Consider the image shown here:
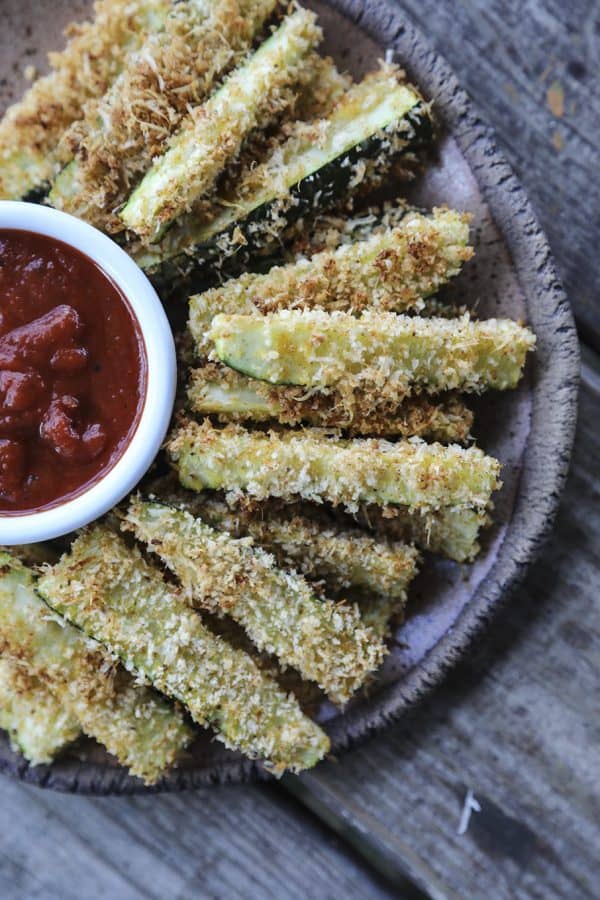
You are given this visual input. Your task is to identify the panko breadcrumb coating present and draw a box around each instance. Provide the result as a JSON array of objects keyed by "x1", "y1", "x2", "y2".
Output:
[
  {"x1": 168, "y1": 420, "x2": 502, "y2": 513},
  {"x1": 51, "y1": 0, "x2": 281, "y2": 232},
  {"x1": 208, "y1": 310, "x2": 536, "y2": 395},
  {"x1": 121, "y1": 9, "x2": 322, "y2": 241},
  {"x1": 124, "y1": 498, "x2": 386, "y2": 705},
  {"x1": 0, "y1": 552, "x2": 193, "y2": 784},
  {"x1": 0, "y1": 0, "x2": 168, "y2": 199},
  {"x1": 187, "y1": 363, "x2": 473, "y2": 440},
  {"x1": 133, "y1": 64, "x2": 429, "y2": 274},
  {"x1": 164, "y1": 490, "x2": 420, "y2": 604},
  {"x1": 39, "y1": 529, "x2": 330, "y2": 774},
  {"x1": 0, "y1": 656, "x2": 80, "y2": 766},
  {"x1": 189, "y1": 208, "x2": 472, "y2": 329}
]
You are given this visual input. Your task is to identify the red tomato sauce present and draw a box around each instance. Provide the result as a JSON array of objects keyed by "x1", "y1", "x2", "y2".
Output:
[{"x1": 0, "y1": 229, "x2": 147, "y2": 514}]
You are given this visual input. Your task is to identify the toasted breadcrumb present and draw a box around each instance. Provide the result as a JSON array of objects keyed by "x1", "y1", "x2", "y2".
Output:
[
  {"x1": 124, "y1": 498, "x2": 386, "y2": 705},
  {"x1": 52, "y1": 0, "x2": 281, "y2": 231},
  {"x1": 189, "y1": 208, "x2": 472, "y2": 328},
  {"x1": 0, "y1": 656, "x2": 80, "y2": 765},
  {"x1": 168, "y1": 419, "x2": 501, "y2": 513},
  {"x1": 0, "y1": 0, "x2": 168, "y2": 199},
  {"x1": 188, "y1": 363, "x2": 473, "y2": 441},
  {"x1": 0, "y1": 553, "x2": 193, "y2": 784},
  {"x1": 121, "y1": 9, "x2": 322, "y2": 240},
  {"x1": 208, "y1": 310, "x2": 536, "y2": 395},
  {"x1": 161, "y1": 490, "x2": 420, "y2": 603},
  {"x1": 39, "y1": 529, "x2": 330, "y2": 774},
  {"x1": 132, "y1": 63, "x2": 429, "y2": 275}
]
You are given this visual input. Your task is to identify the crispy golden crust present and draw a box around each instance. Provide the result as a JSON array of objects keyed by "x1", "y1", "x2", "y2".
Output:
[
  {"x1": 168, "y1": 419, "x2": 502, "y2": 513},
  {"x1": 0, "y1": 656, "x2": 80, "y2": 765},
  {"x1": 53, "y1": 0, "x2": 281, "y2": 231},
  {"x1": 208, "y1": 310, "x2": 536, "y2": 396},
  {"x1": 0, "y1": 553, "x2": 193, "y2": 784},
  {"x1": 160, "y1": 489, "x2": 420, "y2": 602},
  {"x1": 39, "y1": 529, "x2": 330, "y2": 774},
  {"x1": 188, "y1": 363, "x2": 473, "y2": 441},
  {"x1": 134, "y1": 64, "x2": 427, "y2": 272},
  {"x1": 189, "y1": 208, "x2": 472, "y2": 325},
  {"x1": 124, "y1": 498, "x2": 386, "y2": 705},
  {"x1": 120, "y1": 9, "x2": 322, "y2": 241},
  {"x1": 0, "y1": 0, "x2": 167, "y2": 199}
]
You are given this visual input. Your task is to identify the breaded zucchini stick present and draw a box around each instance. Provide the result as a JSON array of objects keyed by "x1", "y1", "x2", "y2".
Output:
[
  {"x1": 0, "y1": 553, "x2": 193, "y2": 784},
  {"x1": 187, "y1": 363, "x2": 473, "y2": 441},
  {"x1": 355, "y1": 504, "x2": 490, "y2": 563},
  {"x1": 124, "y1": 498, "x2": 385, "y2": 705},
  {"x1": 121, "y1": 9, "x2": 322, "y2": 241},
  {"x1": 0, "y1": 656, "x2": 80, "y2": 766},
  {"x1": 0, "y1": 0, "x2": 168, "y2": 200},
  {"x1": 134, "y1": 65, "x2": 431, "y2": 276},
  {"x1": 168, "y1": 420, "x2": 501, "y2": 513},
  {"x1": 51, "y1": 0, "x2": 281, "y2": 232},
  {"x1": 208, "y1": 310, "x2": 536, "y2": 394},
  {"x1": 38, "y1": 529, "x2": 329, "y2": 774},
  {"x1": 189, "y1": 209, "x2": 472, "y2": 329},
  {"x1": 172, "y1": 491, "x2": 420, "y2": 604}
]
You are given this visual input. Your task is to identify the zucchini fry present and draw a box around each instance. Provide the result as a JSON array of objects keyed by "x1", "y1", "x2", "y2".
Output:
[
  {"x1": 356, "y1": 504, "x2": 490, "y2": 563},
  {"x1": 51, "y1": 0, "x2": 281, "y2": 232},
  {"x1": 0, "y1": 553, "x2": 193, "y2": 784},
  {"x1": 171, "y1": 491, "x2": 420, "y2": 604},
  {"x1": 0, "y1": 0, "x2": 169, "y2": 200},
  {"x1": 0, "y1": 657, "x2": 80, "y2": 766},
  {"x1": 134, "y1": 64, "x2": 431, "y2": 276},
  {"x1": 189, "y1": 208, "x2": 472, "y2": 326},
  {"x1": 120, "y1": 9, "x2": 322, "y2": 241},
  {"x1": 124, "y1": 498, "x2": 385, "y2": 705},
  {"x1": 208, "y1": 310, "x2": 536, "y2": 394},
  {"x1": 168, "y1": 420, "x2": 501, "y2": 513},
  {"x1": 38, "y1": 529, "x2": 330, "y2": 774},
  {"x1": 188, "y1": 364, "x2": 473, "y2": 441}
]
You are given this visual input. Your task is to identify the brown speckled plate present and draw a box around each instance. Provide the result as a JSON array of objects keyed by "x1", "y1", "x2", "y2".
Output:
[{"x1": 0, "y1": 0, "x2": 579, "y2": 793}]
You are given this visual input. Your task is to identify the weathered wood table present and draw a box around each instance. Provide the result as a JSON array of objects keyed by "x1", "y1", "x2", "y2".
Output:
[{"x1": 0, "y1": 1, "x2": 598, "y2": 897}]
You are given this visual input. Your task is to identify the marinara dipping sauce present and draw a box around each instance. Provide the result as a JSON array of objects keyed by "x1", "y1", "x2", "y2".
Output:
[{"x1": 0, "y1": 230, "x2": 147, "y2": 514}]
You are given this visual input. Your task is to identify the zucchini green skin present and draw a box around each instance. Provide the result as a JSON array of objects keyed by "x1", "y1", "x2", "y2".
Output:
[
  {"x1": 134, "y1": 69, "x2": 432, "y2": 281},
  {"x1": 38, "y1": 528, "x2": 329, "y2": 774},
  {"x1": 124, "y1": 498, "x2": 385, "y2": 705},
  {"x1": 208, "y1": 310, "x2": 536, "y2": 394},
  {"x1": 0, "y1": 0, "x2": 170, "y2": 201},
  {"x1": 50, "y1": 0, "x2": 281, "y2": 231},
  {"x1": 187, "y1": 363, "x2": 474, "y2": 441},
  {"x1": 168, "y1": 420, "x2": 502, "y2": 513},
  {"x1": 188, "y1": 208, "x2": 472, "y2": 332},
  {"x1": 120, "y1": 9, "x2": 321, "y2": 241},
  {"x1": 0, "y1": 657, "x2": 80, "y2": 766},
  {"x1": 0, "y1": 553, "x2": 193, "y2": 784}
]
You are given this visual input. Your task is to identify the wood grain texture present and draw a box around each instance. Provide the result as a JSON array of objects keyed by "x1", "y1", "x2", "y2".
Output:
[
  {"x1": 288, "y1": 364, "x2": 600, "y2": 899},
  {"x1": 0, "y1": 776, "x2": 396, "y2": 899},
  {"x1": 0, "y1": 0, "x2": 579, "y2": 794},
  {"x1": 395, "y1": 0, "x2": 600, "y2": 348}
]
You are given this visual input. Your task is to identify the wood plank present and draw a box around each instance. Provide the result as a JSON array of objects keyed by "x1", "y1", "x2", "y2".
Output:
[
  {"x1": 285, "y1": 360, "x2": 600, "y2": 898},
  {"x1": 394, "y1": 0, "x2": 600, "y2": 348},
  {"x1": 0, "y1": 776, "x2": 396, "y2": 900}
]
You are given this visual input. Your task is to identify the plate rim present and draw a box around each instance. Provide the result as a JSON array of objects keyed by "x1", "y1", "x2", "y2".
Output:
[{"x1": 0, "y1": 0, "x2": 579, "y2": 794}]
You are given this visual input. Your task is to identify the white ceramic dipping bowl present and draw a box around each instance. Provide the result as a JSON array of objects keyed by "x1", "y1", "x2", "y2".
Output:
[{"x1": 0, "y1": 201, "x2": 176, "y2": 545}]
